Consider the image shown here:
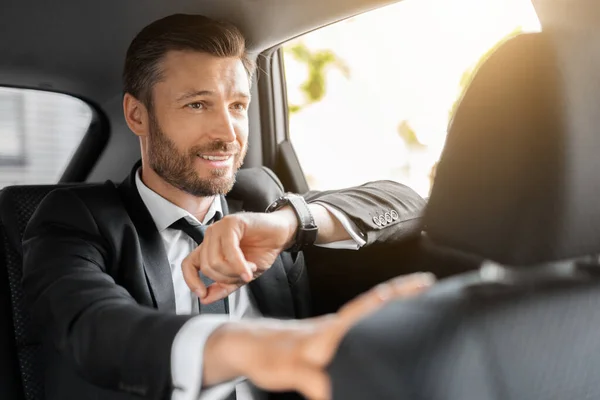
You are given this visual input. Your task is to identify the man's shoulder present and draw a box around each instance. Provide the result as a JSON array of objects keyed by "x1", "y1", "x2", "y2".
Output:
[
  {"x1": 59, "y1": 180, "x2": 120, "y2": 198},
  {"x1": 44, "y1": 180, "x2": 122, "y2": 209},
  {"x1": 19, "y1": 180, "x2": 128, "y2": 244},
  {"x1": 28, "y1": 180, "x2": 129, "y2": 228}
]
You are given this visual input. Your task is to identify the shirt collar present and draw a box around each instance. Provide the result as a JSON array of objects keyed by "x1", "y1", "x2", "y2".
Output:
[{"x1": 135, "y1": 168, "x2": 222, "y2": 232}]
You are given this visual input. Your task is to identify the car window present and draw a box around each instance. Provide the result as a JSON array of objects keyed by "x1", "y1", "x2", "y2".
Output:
[
  {"x1": 0, "y1": 87, "x2": 93, "y2": 189},
  {"x1": 282, "y1": 0, "x2": 541, "y2": 197}
]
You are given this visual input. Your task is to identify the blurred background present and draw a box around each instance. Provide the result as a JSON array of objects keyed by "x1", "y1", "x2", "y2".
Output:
[
  {"x1": 0, "y1": 89, "x2": 91, "y2": 188},
  {"x1": 283, "y1": 0, "x2": 541, "y2": 197}
]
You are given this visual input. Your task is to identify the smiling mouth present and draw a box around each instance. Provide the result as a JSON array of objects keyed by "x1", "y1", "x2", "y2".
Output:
[{"x1": 197, "y1": 154, "x2": 233, "y2": 161}]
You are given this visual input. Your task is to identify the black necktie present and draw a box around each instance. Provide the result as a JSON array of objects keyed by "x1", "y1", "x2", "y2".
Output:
[
  {"x1": 170, "y1": 213, "x2": 237, "y2": 399},
  {"x1": 169, "y1": 212, "x2": 229, "y2": 315}
]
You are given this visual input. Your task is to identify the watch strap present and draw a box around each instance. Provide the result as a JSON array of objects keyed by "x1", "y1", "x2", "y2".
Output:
[{"x1": 266, "y1": 194, "x2": 318, "y2": 252}]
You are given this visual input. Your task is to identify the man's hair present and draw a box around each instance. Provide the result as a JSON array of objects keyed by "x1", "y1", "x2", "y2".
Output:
[{"x1": 123, "y1": 14, "x2": 255, "y2": 108}]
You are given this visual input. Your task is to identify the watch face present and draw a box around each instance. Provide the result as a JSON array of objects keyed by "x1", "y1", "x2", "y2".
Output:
[{"x1": 266, "y1": 196, "x2": 288, "y2": 213}]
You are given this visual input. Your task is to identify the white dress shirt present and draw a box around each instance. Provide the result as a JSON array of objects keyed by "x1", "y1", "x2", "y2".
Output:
[{"x1": 135, "y1": 170, "x2": 365, "y2": 400}]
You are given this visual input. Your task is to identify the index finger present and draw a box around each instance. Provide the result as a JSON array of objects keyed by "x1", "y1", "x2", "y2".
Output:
[
  {"x1": 339, "y1": 272, "x2": 436, "y2": 322},
  {"x1": 220, "y1": 230, "x2": 254, "y2": 282},
  {"x1": 181, "y1": 246, "x2": 208, "y2": 298},
  {"x1": 201, "y1": 282, "x2": 241, "y2": 304}
]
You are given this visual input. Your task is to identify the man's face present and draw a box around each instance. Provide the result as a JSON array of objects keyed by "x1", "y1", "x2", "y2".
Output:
[{"x1": 146, "y1": 51, "x2": 250, "y2": 197}]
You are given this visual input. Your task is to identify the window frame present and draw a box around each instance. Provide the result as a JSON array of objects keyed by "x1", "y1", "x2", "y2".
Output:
[
  {"x1": 0, "y1": 85, "x2": 110, "y2": 185},
  {"x1": 256, "y1": 46, "x2": 310, "y2": 193},
  {"x1": 59, "y1": 96, "x2": 110, "y2": 183}
]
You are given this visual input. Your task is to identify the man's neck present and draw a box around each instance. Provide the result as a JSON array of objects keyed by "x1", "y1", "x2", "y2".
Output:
[{"x1": 140, "y1": 163, "x2": 215, "y2": 222}]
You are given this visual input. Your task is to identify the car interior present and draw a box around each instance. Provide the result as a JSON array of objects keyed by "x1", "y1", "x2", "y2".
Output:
[{"x1": 1, "y1": 0, "x2": 596, "y2": 399}]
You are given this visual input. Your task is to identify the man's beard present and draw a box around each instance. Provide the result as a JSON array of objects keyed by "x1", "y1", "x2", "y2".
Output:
[{"x1": 147, "y1": 113, "x2": 246, "y2": 197}]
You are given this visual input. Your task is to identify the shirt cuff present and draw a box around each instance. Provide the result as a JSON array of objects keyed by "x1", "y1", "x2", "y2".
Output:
[
  {"x1": 171, "y1": 315, "x2": 238, "y2": 400},
  {"x1": 312, "y1": 202, "x2": 366, "y2": 250}
]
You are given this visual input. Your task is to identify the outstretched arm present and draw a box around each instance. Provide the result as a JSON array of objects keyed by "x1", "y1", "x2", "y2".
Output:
[{"x1": 200, "y1": 272, "x2": 435, "y2": 399}]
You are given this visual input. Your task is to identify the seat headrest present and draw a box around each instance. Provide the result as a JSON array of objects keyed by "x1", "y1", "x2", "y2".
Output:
[
  {"x1": 424, "y1": 31, "x2": 600, "y2": 266},
  {"x1": 228, "y1": 167, "x2": 284, "y2": 212}
]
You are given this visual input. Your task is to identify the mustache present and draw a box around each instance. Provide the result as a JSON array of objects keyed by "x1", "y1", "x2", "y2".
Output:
[{"x1": 190, "y1": 140, "x2": 241, "y2": 155}]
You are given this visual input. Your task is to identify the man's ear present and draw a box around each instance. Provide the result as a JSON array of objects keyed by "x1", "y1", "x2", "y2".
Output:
[{"x1": 123, "y1": 93, "x2": 149, "y2": 138}]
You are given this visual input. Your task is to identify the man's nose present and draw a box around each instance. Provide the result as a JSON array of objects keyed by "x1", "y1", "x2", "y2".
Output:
[{"x1": 208, "y1": 109, "x2": 237, "y2": 143}]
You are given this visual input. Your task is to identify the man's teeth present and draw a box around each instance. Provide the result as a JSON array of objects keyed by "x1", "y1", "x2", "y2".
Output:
[{"x1": 200, "y1": 155, "x2": 230, "y2": 161}]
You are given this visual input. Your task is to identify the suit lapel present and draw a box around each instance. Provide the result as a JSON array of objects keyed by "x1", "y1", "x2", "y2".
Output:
[
  {"x1": 223, "y1": 195, "x2": 296, "y2": 318},
  {"x1": 118, "y1": 162, "x2": 176, "y2": 312}
]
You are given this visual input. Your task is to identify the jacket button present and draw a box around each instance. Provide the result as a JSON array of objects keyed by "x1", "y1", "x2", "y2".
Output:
[
  {"x1": 373, "y1": 216, "x2": 381, "y2": 226},
  {"x1": 384, "y1": 212, "x2": 393, "y2": 223},
  {"x1": 390, "y1": 210, "x2": 399, "y2": 220},
  {"x1": 379, "y1": 215, "x2": 387, "y2": 226}
]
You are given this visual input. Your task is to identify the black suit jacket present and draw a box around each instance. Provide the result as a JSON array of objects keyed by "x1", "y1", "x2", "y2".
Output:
[{"x1": 21, "y1": 165, "x2": 425, "y2": 400}]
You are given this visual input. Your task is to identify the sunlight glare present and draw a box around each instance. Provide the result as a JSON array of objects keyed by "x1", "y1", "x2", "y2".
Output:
[{"x1": 285, "y1": 0, "x2": 541, "y2": 196}]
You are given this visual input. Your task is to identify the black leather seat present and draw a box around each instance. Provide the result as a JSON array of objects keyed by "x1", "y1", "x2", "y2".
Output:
[
  {"x1": 329, "y1": 20, "x2": 600, "y2": 400},
  {"x1": 0, "y1": 185, "x2": 71, "y2": 400},
  {"x1": 0, "y1": 167, "x2": 285, "y2": 400},
  {"x1": 0, "y1": 215, "x2": 25, "y2": 400}
]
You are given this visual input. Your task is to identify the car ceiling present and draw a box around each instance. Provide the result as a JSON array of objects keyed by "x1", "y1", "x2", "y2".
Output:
[{"x1": 0, "y1": 0, "x2": 401, "y2": 106}]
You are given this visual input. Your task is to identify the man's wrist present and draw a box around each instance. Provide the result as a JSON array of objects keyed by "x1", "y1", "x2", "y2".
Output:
[
  {"x1": 203, "y1": 320, "x2": 297, "y2": 387},
  {"x1": 203, "y1": 323, "x2": 249, "y2": 387},
  {"x1": 308, "y1": 204, "x2": 334, "y2": 243},
  {"x1": 266, "y1": 194, "x2": 319, "y2": 251},
  {"x1": 271, "y1": 205, "x2": 300, "y2": 248},
  {"x1": 271, "y1": 204, "x2": 340, "y2": 247},
  {"x1": 271, "y1": 204, "x2": 329, "y2": 247}
]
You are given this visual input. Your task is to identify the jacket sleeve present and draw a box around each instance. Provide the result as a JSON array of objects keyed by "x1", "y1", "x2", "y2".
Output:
[
  {"x1": 22, "y1": 188, "x2": 192, "y2": 399},
  {"x1": 303, "y1": 180, "x2": 426, "y2": 246}
]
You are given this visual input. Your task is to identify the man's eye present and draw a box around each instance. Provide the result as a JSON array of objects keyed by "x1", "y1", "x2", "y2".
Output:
[
  {"x1": 231, "y1": 103, "x2": 247, "y2": 111},
  {"x1": 186, "y1": 102, "x2": 204, "y2": 110}
]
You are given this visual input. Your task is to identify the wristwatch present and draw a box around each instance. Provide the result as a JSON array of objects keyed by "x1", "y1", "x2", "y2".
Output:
[{"x1": 266, "y1": 193, "x2": 319, "y2": 252}]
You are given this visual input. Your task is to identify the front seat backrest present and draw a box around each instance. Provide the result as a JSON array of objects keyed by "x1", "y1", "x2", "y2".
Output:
[
  {"x1": 0, "y1": 214, "x2": 25, "y2": 400},
  {"x1": 330, "y1": 26, "x2": 600, "y2": 400}
]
